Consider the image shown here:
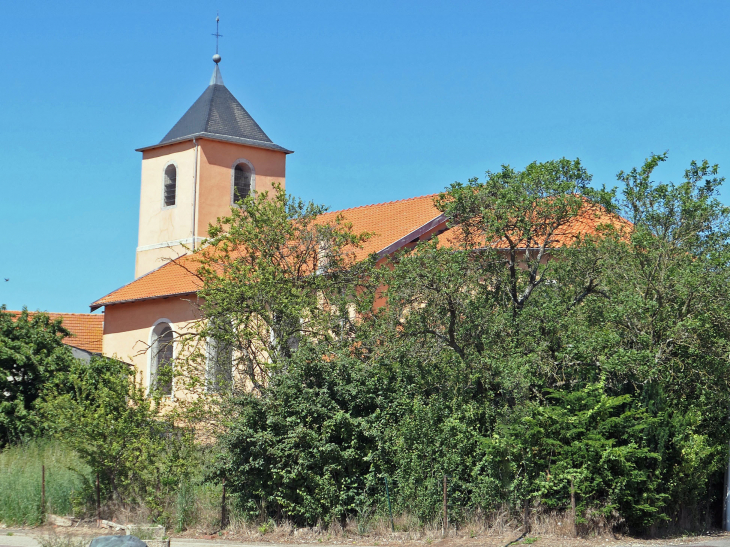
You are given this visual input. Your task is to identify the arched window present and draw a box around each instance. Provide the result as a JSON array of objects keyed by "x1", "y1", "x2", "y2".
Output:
[
  {"x1": 233, "y1": 162, "x2": 252, "y2": 203},
  {"x1": 206, "y1": 337, "x2": 233, "y2": 393},
  {"x1": 151, "y1": 322, "x2": 174, "y2": 396},
  {"x1": 163, "y1": 165, "x2": 176, "y2": 207}
]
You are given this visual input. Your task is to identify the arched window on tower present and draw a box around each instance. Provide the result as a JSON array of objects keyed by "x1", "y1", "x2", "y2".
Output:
[
  {"x1": 233, "y1": 162, "x2": 252, "y2": 203},
  {"x1": 151, "y1": 322, "x2": 174, "y2": 396},
  {"x1": 163, "y1": 165, "x2": 176, "y2": 207}
]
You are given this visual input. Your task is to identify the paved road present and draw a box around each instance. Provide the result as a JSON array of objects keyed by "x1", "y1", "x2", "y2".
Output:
[
  {"x1": 0, "y1": 536, "x2": 329, "y2": 547},
  {"x1": 0, "y1": 534, "x2": 37, "y2": 547},
  {"x1": 0, "y1": 534, "x2": 342, "y2": 547}
]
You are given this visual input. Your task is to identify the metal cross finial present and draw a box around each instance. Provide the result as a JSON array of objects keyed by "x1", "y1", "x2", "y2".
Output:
[{"x1": 212, "y1": 13, "x2": 223, "y2": 55}]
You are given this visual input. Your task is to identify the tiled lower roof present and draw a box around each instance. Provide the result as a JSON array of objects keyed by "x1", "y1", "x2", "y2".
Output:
[
  {"x1": 90, "y1": 255, "x2": 203, "y2": 311},
  {"x1": 90, "y1": 194, "x2": 629, "y2": 311},
  {"x1": 438, "y1": 201, "x2": 632, "y2": 249},
  {"x1": 91, "y1": 194, "x2": 445, "y2": 310},
  {"x1": 318, "y1": 194, "x2": 444, "y2": 261},
  {"x1": 7, "y1": 311, "x2": 104, "y2": 353}
]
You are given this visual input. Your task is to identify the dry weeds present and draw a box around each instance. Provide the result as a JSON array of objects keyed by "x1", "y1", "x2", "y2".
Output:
[{"x1": 10, "y1": 507, "x2": 727, "y2": 547}]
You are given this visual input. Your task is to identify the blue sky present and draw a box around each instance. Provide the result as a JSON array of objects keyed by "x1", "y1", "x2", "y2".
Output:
[{"x1": 2, "y1": 0, "x2": 730, "y2": 313}]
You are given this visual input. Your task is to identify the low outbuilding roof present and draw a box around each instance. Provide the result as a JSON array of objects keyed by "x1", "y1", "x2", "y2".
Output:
[{"x1": 6, "y1": 310, "x2": 104, "y2": 353}]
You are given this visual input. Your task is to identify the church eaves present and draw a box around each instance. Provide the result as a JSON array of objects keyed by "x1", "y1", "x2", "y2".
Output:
[{"x1": 136, "y1": 65, "x2": 292, "y2": 153}]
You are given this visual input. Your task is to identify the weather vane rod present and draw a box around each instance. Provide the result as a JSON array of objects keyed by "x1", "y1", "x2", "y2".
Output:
[{"x1": 212, "y1": 13, "x2": 223, "y2": 61}]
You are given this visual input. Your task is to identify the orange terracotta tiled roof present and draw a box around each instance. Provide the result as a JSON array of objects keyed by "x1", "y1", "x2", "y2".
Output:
[
  {"x1": 438, "y1": 201, "x2": 632, "y2": 249},
  {"x1": 319, "y1": 194, "x2": 444, "y2": 261},
  {"x1": 91, "y1": 195, "x2": 445, "y2": 310},
  {"x1": 90, "y1": 254, "x2": 203, "y2": 311},
  {"x1": 90, "y1": 194, "x2": 630, "y2": 310},
  {"x1": 7, "y1": 311, "x2": 104, "y2": 353}
]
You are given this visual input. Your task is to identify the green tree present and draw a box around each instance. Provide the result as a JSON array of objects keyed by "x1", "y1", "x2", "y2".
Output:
[
  {"x1": 0, "y1": 307, "x2": 75, "y2": 446},
  {"x1": 374, "y1": 155, "x2": 730, "y2": 530},
  {"x1": 207, "y1": 156, "x2": 730, "y2": 533},
  {"x1": 171, "y1": 185, "x2": 378, "y2": 424},
  {"x1": 42, "y1": 355, "x2": 196, "y2": 513}
]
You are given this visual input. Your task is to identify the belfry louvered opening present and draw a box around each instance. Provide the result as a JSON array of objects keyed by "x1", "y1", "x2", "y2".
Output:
[
  {"x1": 233, "y1": 163, "x2": 251, "y2": 203},
  {"x1": 163, "y1": 165, "x2": 177, "y2": 207}
]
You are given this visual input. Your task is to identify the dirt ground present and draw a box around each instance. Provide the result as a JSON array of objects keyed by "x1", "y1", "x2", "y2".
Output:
[{"x1": 6, "y1": 523, "x2": 730, "y2": 547}]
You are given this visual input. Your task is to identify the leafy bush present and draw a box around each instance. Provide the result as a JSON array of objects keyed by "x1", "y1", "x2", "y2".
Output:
[
  {"x1": 215, "y1": 345, "x2": 381, "y2": 525},
  {"x1": 0, "y1": 308, "x2": 76, "y2": 446},
  {"x1": 42, "y1": 355, "x2": 198, "y2": 518}
]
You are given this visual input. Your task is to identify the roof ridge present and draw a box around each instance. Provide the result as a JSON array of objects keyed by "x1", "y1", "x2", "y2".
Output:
[
  {"x1": 323, "y1": 193, "x2": 440, "y2": 216},
  {"x1": 204, "y1": 83, "x2": 216, "y2": 131}
]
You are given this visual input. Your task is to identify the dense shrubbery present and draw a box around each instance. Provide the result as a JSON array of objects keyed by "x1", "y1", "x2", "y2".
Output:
[
  {"x1": 215, "y1": 347, "x2": 380, "y2": 525},
  {"x1": 2, "y1": 154, "x2": 729, "y2": 536},
  {"x1": 0, "y1": 308, "x2": 76, "y2": 445},
  {"x1": 208, "y1": 155, "x2": 730, "y2": 533},
  {"x1": 43, "y1": 355, "x2": 199, "y2": 515},
  {"x1": 214, "y1": 349, "x2": 721, "y2": 532}
]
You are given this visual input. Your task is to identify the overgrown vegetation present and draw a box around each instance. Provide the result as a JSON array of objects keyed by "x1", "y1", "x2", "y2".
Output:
[
  {"x1": 2, "y1": 154, "x2": 729, "y2": 537},
  {"x1": 0, "y1": 439, "x2": 91, "y2": 525},
  {"x1": 204, "y1": 155, "x2": 730, "y2": 534},
  {"x1": 0, "y1": 309, "x2": 75, "y2": 445},
  {"x1": 43, "y1": 355, "x2": 198, "y2": 515}
]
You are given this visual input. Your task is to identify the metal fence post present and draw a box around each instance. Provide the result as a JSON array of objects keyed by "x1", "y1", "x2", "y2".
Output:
[
  {"x1": 384, "y1": 476, "x2": 394, "y2": 532},
  {"x1": 221, "y1": 478, "x2": 227, "y2": 529},
  {"x1": 41, "y1": 464, "x2": 46, "y2": 520},
  {"x1": 442, "y1": 474, "x2": 448, "y2": 538}
]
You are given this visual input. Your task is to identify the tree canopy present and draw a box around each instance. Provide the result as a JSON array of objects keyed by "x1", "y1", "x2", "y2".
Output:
[
  {"x1": 205, "y1": 155, "x2": 730, "y2": 532},
  {"x1": 0, "y1": 307, "x2": 75, "y2": 446}
]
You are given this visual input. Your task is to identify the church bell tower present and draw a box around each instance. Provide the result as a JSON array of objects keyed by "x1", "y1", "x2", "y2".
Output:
[{"x1": 133, "y1": 43, "x2": 292, "y2": 278}]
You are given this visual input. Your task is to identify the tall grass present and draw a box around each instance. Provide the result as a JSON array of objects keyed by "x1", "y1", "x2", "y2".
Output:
[{"x1": 0, "y1": 439, "x2": 92, "y2": 525}]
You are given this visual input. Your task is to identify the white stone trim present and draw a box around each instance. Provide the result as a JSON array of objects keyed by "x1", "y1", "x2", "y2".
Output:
[
  {"x1": 147, "y1": 318, "x2": 176, "y2": 399},
  {"x1": 230, "y1": 158, "x2": 256, "y2": 206},
  {"x1": 161, "y1": 161, "x2": 179, "y2": 210},
  {"x1": 136, "y1": 236, "x2": 205, "y2": 253}
]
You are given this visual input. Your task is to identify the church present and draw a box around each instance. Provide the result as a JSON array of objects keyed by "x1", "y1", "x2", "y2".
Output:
[
  {"x1": 20, "y1": 52, "x2": 615, "y2": 389},
  {"x1": 79, "y1": 53, "x2": 450, "y2": 387}
]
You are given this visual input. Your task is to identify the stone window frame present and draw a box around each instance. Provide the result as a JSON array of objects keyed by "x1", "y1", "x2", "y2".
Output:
[
  {"x1": 161, "y1": 161, "x2": 179, "y2": 210},
  {"x1": 230, "y1": 158, "x2": 256, "y2": 206},
  {"x1": 147, "y1": 318, "x2": 176, "y2": 398}
]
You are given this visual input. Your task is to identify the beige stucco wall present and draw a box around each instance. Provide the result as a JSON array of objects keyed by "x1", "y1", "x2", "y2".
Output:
[
  {"x1": 135, "y1": 138, "x2": 288, "y2": 278},
  {"x1": 102, "y1": 296, "x2": 203, "y2": 389},
  {"x1": 136, "y1": 244, "x2": 193, "y2": 279},
  {"x1": 196, "y1": 139, "x2": 287, "y2": 237},
  {"x1": 136, "y1": 141, "x2": 198, "y2": 278}
]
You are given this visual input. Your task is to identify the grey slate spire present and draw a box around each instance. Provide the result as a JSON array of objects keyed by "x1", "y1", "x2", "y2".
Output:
[
  {"x1": 144, "y1": 64, "x2": 291, "y2": 154},
  {"x1": 210, "y1": 65, "x2": 224, "y2": 86}
]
